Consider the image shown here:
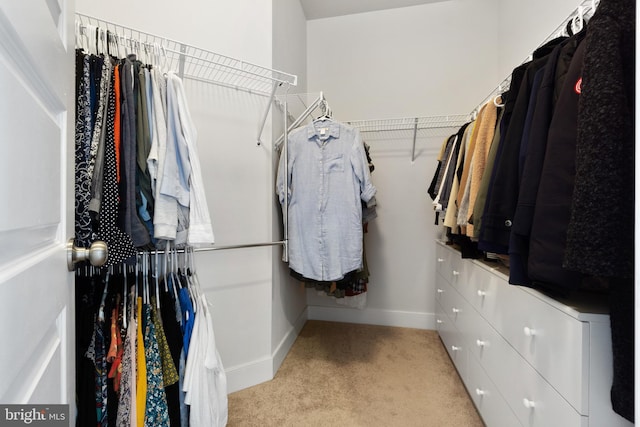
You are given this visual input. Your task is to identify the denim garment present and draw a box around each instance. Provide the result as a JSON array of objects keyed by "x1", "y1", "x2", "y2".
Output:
[{"x1": 277, "y1": 120, "x2": 376, "y2": 281}]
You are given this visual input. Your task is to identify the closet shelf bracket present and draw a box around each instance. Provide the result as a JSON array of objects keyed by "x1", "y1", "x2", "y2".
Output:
[
  {"x1": 257, "y1": 81, "x2": 282, "y2": 145},
  {"x1": 411, "y1": 117, "x2": 419, "y2": 163}
]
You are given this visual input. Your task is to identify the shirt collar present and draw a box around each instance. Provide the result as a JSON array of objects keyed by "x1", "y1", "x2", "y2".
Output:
[{"x1": 307, "y1": 121, "x2": 340, "y2": 140}]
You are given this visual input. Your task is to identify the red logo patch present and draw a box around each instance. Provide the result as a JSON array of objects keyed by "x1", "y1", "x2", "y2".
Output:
[{"x1": 575, "y1": 77, "x2": 582, "y2": 94}]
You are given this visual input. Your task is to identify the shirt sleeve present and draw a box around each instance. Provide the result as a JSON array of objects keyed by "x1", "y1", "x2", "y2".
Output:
[
  {"x1": 275, "y1": 143, "x2": 290, "y2": 205},
  {"x1": 351, "y1": 130, "x2": 377, "y2": 203}
]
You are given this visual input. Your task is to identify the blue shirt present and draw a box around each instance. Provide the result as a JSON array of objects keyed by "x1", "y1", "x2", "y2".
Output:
[{"x1": 277, "y1": 120, "x2": 377, "y2": 281}]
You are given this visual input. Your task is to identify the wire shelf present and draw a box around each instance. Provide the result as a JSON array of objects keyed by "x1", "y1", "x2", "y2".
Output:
[
  {"x1": 347, "y1": 115, "x2": 469, "y2": 137},
  {"x1": 347, "y1": 115, "x2": 470, "y2": 162},
  {"x1": 75, "y1": 13, "x2": 297, "y2": 96}
]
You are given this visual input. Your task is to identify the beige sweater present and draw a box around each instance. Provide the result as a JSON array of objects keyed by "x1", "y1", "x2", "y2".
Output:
[{"x1": 466, "y1": 100, "x2": 498, "y2": 236}]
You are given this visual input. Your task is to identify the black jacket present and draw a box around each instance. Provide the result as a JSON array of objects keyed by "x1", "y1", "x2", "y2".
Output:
[
  {"x1": 527, "y1": 39, "x2": 586, "y2": 293},
  {"x1": 478, "y1": 37, "x2": 566, "y2": 253},
  {"x1": 509, "y1": 32, "x2": 585, "y2": 286}
]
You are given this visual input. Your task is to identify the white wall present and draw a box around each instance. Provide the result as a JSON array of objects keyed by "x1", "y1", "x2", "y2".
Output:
[
  {"x1": 76, "y1": 0, "x2": 272, "y2": 65},
  {"x1": 270, "y1": 0, "x2": 309, "y2": 373},
  {"x1": 76, "y1": 0, "x2": 280, "y2": 392},
  {"x1": 307, "y1": 0, "x2": 501, "y2": 120},
  {"x1": 497, "y1": 0, "x2": 584, "y2": 79},
  {"x1": 305, "y1": 0, "x2": 500, "y2": 328}
]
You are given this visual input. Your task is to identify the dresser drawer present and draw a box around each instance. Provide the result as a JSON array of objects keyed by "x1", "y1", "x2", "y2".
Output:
[
  {"x1": 464, "y1": 263, "x2": 589, "y2": 414},
  {"x1": 475, "y1": 320, "x2": 586, "y2": 427},
  {"x1": 463, "y1": 263, "x2": 518, "y2": 336},
  {"x1": 436, "y1": 299, "x2": 467, "y2": 379},
  {"x1": 435, "y1": 242, "x2": 452, "y2": 279},
  {"x1": 467, "y1": 353, "x2": 522, "y2": 427},
  {"x1": 436, "y1": 242, "x2": 469, "y2": 290},
  {"x1": 500, "y1": 287, "x2": 589, "y2": 414},
  {"x1": 438, "y1": 277, "x2": 475, "y2": 341}
]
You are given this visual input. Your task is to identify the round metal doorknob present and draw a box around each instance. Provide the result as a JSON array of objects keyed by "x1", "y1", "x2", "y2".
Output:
[{"x1": 67, "y1": 238, "x2": 108, "y2": 271}]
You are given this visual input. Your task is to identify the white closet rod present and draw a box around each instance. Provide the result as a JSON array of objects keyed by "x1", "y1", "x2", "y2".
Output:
[
  {"x1": 135, "y1": 241, "x2": 285, "y2": 256},
  {"x1": 469, "y1": 0, "x2": 599, "y2": 118}
]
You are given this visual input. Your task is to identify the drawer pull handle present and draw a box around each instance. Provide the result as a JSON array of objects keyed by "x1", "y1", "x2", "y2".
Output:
[
  {"x1": 475, "y1": 388, "x2": 486, "y2": 396},
  {"x1": 476, "y1": 339, "x2": 486, "y2": 347},
  {"x1": 452, "y1": 270, "x2": 460, "y2": 276},
  {"x1": 477, "y1": 290, "x2": 487, "y2": 297},
  {"x1": 437, "y1": 258, "x2": 444, "y2": 263},
  {"x1": 451, "y1": 345, "x2": 460, "y2": 352},
  {"x1": 452, "y1": 308, "x2": 460, "y2": 314},
  {"x1": 523, "y1": 398, "x2": 536, "y2": 409},
  {"x1": 523, "y1": 327, "x2": 536, "y2": 337},
  {"x1": 437, "y1": 288, "x2": 444, "y2": 294}
]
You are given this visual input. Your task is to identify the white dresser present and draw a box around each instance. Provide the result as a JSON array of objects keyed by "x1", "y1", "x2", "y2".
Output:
[{"x1": 434, "y1": 240, "x2": 633, "y2": 427}]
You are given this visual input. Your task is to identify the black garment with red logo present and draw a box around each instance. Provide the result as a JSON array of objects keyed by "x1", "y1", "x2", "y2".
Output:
[
  {"x1": 509, "y1": 30, "x2": 586, "y2": 288},
  {"x1": 527, "y1": 39, "x2": 586, "y2": 292}
]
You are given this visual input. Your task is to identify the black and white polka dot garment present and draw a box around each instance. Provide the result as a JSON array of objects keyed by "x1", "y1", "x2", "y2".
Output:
[{"x1": 98, "y1": 66, "x2": 137, "y2": 266}]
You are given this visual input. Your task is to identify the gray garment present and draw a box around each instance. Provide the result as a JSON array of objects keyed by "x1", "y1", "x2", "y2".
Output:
[
  {"x1": 432, "y1": 134, "x2": 457, "y2": 207},
  {"x1": 120, "y1": 56, "x2": 151, "y2": 247},
  {"x1": 439, "y1": 123, "x2": 469, "y2": 212},
  {"x1": 88, "y1": 58, "x2": 113, "y2": 215}
]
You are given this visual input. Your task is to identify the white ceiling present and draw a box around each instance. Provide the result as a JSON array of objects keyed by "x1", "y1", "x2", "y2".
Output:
[{"x1": 299, "y1": 0, "x2": 448, "y2": 20}]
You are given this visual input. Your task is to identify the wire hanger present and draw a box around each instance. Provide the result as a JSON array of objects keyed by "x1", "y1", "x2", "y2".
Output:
[
  {"x1": 314, "y1": 96, "x2": 333, "y2": 122},
  {"x1": 122, "y1": 264, "x2": 128, "y2": 329},
  {"x1": 153, "y1": 251, "x2": 161, "y2": 310},
  {"x1": 572, "y1": 6, "x2": 584, "y2": 34},
  {"x1": 98, "y1": 269, "x2": 110, "y2": 323}
]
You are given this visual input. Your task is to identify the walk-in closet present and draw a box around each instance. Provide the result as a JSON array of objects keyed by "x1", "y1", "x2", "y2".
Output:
[{"x1": 0, "y1": 0, "x2": 635, "y2": 426}]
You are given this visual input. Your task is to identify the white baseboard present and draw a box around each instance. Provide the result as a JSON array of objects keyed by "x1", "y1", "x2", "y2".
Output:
[
  {"x1": 272, "y1": 307, "x2": 308, "y2": 374},
  {"x1": 225, "y1": 356, "x2": 273, "y2": 394},
  {"x1": 307, "y1": 305, "x2": 435, "y2": 330},
  {"x1": 225, "y1": 308, "x2": 309, "y2": 394}
]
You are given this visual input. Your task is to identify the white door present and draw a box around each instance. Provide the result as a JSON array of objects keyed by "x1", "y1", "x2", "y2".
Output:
[{"x1": 0, "y1": 0, "x2": 75, "y2": 410}]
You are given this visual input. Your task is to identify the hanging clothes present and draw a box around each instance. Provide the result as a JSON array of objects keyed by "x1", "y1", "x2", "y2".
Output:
[
  {"x1": 478, "y1": 36, "x2": 567, "y2": 253},
  {"x1": 184, "y1": 292, "x2": 228, "y2": 427},
  {"x1": 75, "y1": 22, "x2": 223, "y2": 425},
  {"x1": 97, "y1": 59, "x2": 137, "y2": 266},
  {"x1": 277, "y1": 119, "x2": 376, "y2": 282},
  {"x1": 526, "y1": 39, "x2": 587, "y2": 293},
  {"x1": 508, "y1": 33, "x2": 582, "y2": 286},
  {"x1": 116, "y1": 287, "x2": 137, "y2": 427},
  {"x1": 142, "y1": 302, "x2": 170, "y2": 426},
  {"x1": 75, "y1": 52, "x2": 96, "y2": 248}
]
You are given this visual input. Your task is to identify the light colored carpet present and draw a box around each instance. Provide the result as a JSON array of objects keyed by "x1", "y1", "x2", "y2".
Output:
[{"x1": 227, "y1": 320, "x2": 484, "y2": 426}]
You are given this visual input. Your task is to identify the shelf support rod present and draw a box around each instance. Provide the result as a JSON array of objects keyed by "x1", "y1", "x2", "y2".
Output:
[
  {"x1": 178, "y1": 43, "x2": 186, "y2": 79},
  {"x1": 411, "y1": 117, "x2": 419, "y2": 162},
  {"x1": 257, "y1": 81, "x2": 280, "y2": 146},
  {"x1": 282, "y1": 85, "x2": 290, "y2": 262}
]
